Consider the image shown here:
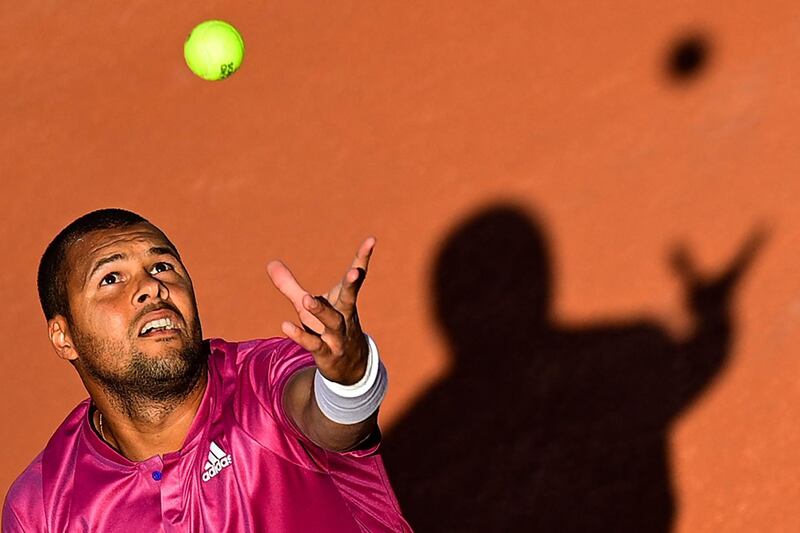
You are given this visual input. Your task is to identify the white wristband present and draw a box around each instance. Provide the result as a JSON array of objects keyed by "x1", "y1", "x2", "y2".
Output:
[{"x1": 314, "y1": 334, "x2": 388, "y2": 425}]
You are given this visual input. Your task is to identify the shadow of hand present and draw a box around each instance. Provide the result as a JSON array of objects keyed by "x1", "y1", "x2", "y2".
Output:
[{"x1": 670, "y1": 226, "x2": 767, "y2": 317}]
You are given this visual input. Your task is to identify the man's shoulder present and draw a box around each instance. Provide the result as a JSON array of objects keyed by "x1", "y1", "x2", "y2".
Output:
[
  {"x1": 5, "y1": 452, "x2": 44, "y2": 501},
  {"x1": 208, "y1": 336, "x2": 292, "y2": 360},
  {"x1": 3, "y1": 451, "x2": 44, "y2": 528},
  {"x1": 208, "y1": 336, "x2": 311, "y2": 371},
  {"x1": 5, "y1": 399, "x2": 89, "y2": 499},
  {"x1": 207, "y1": 337, "x2": 314, "y2": 404}
]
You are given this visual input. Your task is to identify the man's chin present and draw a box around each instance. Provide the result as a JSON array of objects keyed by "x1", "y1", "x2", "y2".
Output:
[
  {"x1": 134, "y1": 331, "x2": 204, "y2": 362},
  {"x1": 135, "y1": 334, "x2": 190, "y2": 359}
]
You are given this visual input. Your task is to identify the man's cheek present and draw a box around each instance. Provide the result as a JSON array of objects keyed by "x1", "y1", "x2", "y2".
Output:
[
  {"x1": 173, "y1": 292, "x2": 196, "y2": 322},
  {"x1": 99, "y1": 312, "x2": 133, "y2": 337}
]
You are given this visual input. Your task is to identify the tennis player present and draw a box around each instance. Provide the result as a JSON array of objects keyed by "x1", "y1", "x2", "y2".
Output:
[{"x1": 2, "y1": 209, "x2": 410, "y2": 532}]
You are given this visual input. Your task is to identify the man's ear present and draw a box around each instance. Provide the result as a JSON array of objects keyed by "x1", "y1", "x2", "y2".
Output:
[{"x1": 48, "y1": 316, "x2": 78, "y2": 362}]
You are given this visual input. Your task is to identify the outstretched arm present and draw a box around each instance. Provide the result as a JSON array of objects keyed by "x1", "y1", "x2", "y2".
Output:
[{"x1": 267, "y1": 238, "x2": 382, "y2": 452}]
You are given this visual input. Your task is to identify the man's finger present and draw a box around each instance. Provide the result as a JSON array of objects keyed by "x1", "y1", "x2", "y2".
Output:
[
  {"x1": 338, "y1": 267, "x2": 366, "y2": 310},
  {"x1": 338, "y1": 237, "x2": 375, "y2": 309},
  {"x1": 303, "y1": 295, "x2": 345, "y2": 334},
  {"x1": 281, "y1": 321, "x2": 329, "y2": 357},
  {"x1": 349, "y1": 237, "x2": 376, "y2": 272},
  {"x1": 267, "y1": 260, "x2": 325, "y2": 332},
  {"x1": 267, "y1": 260, "x2": 308, "y2": 307},
  {"x1": 339, "y1": 237, "x2": 377, "y2": 312}
]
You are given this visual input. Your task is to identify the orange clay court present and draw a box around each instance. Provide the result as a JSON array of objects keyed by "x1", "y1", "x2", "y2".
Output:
[{"x1": 1, "y1": 2, "x2": 799, "y2": 531}]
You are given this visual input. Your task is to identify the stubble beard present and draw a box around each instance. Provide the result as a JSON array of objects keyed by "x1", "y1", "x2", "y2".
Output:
[{"x1": 73, "y1": 318, "x2": 207, "y2": 422}]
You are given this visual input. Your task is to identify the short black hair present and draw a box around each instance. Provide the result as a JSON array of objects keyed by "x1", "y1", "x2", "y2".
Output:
[{"x1": 37, "y1": 208, "x2": 176, "y2": 321}]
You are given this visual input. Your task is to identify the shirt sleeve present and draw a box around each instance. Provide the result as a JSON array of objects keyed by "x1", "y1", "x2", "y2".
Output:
[
  {"x1": 2, "y1": 456, "x2": 45, "y2": 533},
  {"x1": 1, "y1": 503, "x2": 24, "y2": 533},
  {"x1": 233, "y1": 337, "x2": 380, "y2": 472},
  {"x1": 232, "y1": 338, "x2": 408, "y2": 531}
]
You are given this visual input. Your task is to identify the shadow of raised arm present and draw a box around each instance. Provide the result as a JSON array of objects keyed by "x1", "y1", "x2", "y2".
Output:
[{"x1": 669, "y1": 225, "x2": 767, "y2": 402}]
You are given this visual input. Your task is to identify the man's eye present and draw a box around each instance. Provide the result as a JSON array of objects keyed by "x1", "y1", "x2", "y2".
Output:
[
  {"x1": 151, "y1": 262, "x2": 174, "y2": 274},
  {"x1": 99, "y1": 273, "x2": 121, "y2": 286}
]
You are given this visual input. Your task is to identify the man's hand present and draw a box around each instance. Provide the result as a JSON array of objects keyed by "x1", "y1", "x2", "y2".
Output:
[
  {"x1": 266, "y1": 238, "x2": 380, "y2": 452},
  {"x1": 266, "y1": 237, "x2": 375, "y2": 385}
]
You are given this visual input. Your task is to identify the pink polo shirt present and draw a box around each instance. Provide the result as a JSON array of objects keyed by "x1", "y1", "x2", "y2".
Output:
[{"x1": 2, "y1": 338, "x2": 411, "y2": 532}]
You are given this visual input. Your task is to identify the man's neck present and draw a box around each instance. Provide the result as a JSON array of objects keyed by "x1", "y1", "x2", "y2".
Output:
[{"x1": 92, "y1": 368, "x2": 208, "y2": 462}]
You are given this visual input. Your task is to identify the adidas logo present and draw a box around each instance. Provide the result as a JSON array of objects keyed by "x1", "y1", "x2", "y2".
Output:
[{"x1": 202, "y1": 441, "x2": 232, "y2": 482}]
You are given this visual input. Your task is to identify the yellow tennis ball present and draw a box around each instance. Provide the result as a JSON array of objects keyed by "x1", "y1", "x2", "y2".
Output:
[{"x1": 184, "y1": 20, "x2": 245, "y2": 81}]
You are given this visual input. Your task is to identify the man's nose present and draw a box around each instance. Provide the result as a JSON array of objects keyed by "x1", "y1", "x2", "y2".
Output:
[{"x1": 134, "y1": 273, "x2": 168, "y2": 304}]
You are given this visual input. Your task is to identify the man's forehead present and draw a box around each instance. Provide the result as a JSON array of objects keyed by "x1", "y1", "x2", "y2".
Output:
[{"x1": 69, "y1": 224, "x2": 175, "y2": 269}]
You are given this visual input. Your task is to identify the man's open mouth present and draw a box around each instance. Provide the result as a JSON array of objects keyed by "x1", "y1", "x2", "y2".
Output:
[{"x1": 139, "y1": 316, "x2": 181, "y2": 337}]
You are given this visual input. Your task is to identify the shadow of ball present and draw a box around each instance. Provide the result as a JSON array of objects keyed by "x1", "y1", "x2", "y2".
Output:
[{"x1": 666, "y1": 34, "x2": 710, "y2": 82}]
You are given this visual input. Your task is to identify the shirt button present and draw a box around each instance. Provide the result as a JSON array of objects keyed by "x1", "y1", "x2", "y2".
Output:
[{"x1": 152, "y1": 471, "x2": 163, "y2": 481}]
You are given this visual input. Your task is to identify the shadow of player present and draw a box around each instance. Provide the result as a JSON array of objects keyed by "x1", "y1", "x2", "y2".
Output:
[{"x1": 382, "y1": 203, "x2": 765, "y2": 533}]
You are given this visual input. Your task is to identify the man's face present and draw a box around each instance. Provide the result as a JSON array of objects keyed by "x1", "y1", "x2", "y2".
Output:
[{"x1": 61, "y1": 223, "x2": 205, "y2": 404}]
